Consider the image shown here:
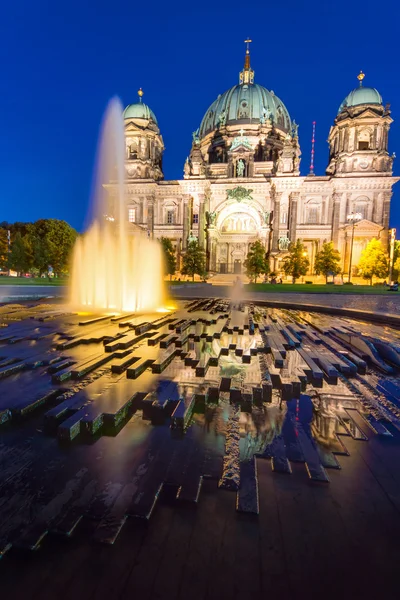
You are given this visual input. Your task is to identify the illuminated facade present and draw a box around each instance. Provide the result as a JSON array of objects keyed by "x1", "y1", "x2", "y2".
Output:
[{"x1": 115, "y1": 46, "x2": 398, "y2": 275}]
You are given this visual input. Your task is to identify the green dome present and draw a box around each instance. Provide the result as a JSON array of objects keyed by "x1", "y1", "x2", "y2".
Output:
[
  {"x1": 199, "y1": 83, "x2": 291, "y2": 138},
  {"x1": 338, "y1": 86, "x2": 382, "y2": 114},
  {"x1": 123, "y1": 102, "x2": 158, "y2": 124}
]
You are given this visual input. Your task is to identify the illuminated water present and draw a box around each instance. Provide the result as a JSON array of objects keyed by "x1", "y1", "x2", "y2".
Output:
[{"x1": 69, "y1": 98, "x2": 165, "y2": 313}]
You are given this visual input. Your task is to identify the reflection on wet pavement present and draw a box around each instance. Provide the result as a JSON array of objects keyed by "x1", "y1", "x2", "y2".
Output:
[{"x1": 0, "y1": 298, "x2": 400, "y2": 557}]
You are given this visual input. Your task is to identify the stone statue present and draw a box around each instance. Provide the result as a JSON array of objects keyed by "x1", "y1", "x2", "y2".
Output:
[
  {"x1": 291, "y1": 120, "x2": 299, "y2": 137},
  {"x1": 192, "y1": 128, "x2": 200, "y2": 145},
  {"x1": 206, "y1": 211, "x2": 217, "y2": 226},
  {"x1": 184, "y1": 157, "x2": 191, "y2": 177},
  {"x1": 263, "y1": 211, "x2": 270, "y2": 225},
  {"x1": 285, "y1": 131, "x2": 292, "y2": 142},
  {"x1": 218, "y1": 109, "x2": 227, "y2": 126},
  {"x1": 236, "y1": 159, "x2": 245, "y2": 177},
  {"x1": 278, "y1": 236, "x2": 290, "y2": 251}
]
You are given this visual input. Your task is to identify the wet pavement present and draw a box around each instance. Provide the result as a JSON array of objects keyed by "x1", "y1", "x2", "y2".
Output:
[{"x1": 1, "y1": 299, "x2": 400, "y2": 599}]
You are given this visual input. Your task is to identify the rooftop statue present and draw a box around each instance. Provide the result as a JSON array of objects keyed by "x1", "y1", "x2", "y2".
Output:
[
  {"x1": 184, "y1": 157, "x2": 191, "y2": 177},
  {"x1": 218, "y1": 109, "x2": 227, "y2": 126},
  {"x1": 192, "y1": 128, "x2": 200, "y2": 145}
]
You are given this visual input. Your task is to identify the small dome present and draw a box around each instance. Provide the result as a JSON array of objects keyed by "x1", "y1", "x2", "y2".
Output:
[
  {"x1": 338, "y1": 86, "x2": 382, "y2": 114},
  {"x1": 199, "y1": 83, "x2": 291, "y2": 138},
  {"x1": 123, "y1": 102, "x2": 158, "y2": 124}
]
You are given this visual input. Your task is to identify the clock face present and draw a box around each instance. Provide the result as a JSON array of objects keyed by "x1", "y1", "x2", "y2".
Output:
[{"x1": 359, "y1": 159, "x2": 369, "y2": 170}]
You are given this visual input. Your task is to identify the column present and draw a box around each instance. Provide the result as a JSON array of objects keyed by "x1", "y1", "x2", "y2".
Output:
[
  {"x1": 288, "y1": 192, "x2": 299, "y2": 244},
  {"x1": 146, "y1": 196, "x2": 154, "y2": 238},
  {"x1": 380, "y1": 190, "x2": 392, "y2": 250},
  {"x1": 272, "y1": 191, "x2": 282, "y2": 251},
  {"x1": 198, "y1": 194, "x2": 205, "y2": 249},
  {"x1": 182, "y1": 196, "x2": 190, "y2": 250},
  {"x1": 211, "y1": 239, "x2": 217, "y2": 271},
  {"x1": 331, "y1": 191, "x2": 341, "y2": 248}
]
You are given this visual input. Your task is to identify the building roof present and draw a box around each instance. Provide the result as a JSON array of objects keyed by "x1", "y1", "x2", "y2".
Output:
[
  {"x1": 338, "y1": 73, "x2": 383, "y2": 114},
  {"x1": 123, "y1": 89, "x2": 158, "y2": 123},
  {"x1": 199, "y1": 83, "x2": 291, "y2": 139}
]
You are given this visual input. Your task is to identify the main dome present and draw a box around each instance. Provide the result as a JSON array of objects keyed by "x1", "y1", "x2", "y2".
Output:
[{"x1": 199, "y1": 83, "x2": 291, "y2": 138}]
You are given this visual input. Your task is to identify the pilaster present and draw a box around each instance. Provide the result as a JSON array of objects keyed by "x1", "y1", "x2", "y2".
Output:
[
  {"x1": 272, "y1": 191, "x2": 282, "y2": 251},
  {"x1": 331, "y1": 192, "x2": 341, "y2": 248},
  {"x1": 288, "y1": 191, "x2": 299, "y2": 244}
]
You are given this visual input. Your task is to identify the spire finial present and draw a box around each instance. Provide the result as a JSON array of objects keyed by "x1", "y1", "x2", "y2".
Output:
[
  {"x1": 239, "y1": 39, "x2": 254, "y2": 85},
  {"x1": 244, "y1": 38, "x2": 252, "y2": 68},
  {"x1": 138, "y1": 88, "x2": 144, "y2": 102},
  {"x1": 357, "y1": 71, "x2": 365, "y2": 87}
]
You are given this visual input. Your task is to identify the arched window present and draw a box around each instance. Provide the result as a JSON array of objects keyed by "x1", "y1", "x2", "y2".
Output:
[
  {"x1": 128, "y1": 207, "x2": 136, "y2": 223},
  {"x1": 130, "y1": 141, "x2": 138, "y2": 159},
  {"x1": 280, "y1": 206, "x2": 288, "y2": 225},
  {"x1": 358, "y1": 128, "x2": 371, "y2": 150},
  {"x1": 306, "y1": 206, "x2": 319, "y2": 224},
  {"x1": 352, "y1": 196, "x2": 369, "y2": 220}
]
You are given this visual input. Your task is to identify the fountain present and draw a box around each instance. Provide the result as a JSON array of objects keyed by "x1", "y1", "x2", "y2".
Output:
[{"x1": 69, "y1": 98, "x2": 166, "y2": 313}]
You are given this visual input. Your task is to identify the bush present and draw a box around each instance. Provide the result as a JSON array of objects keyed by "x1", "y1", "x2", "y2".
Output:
[
  {"x1": 305, "y1": 281, "x2": 313, "y2": 284},
  {"x1": 343, "y1": 281, "x2": 354, "y2": 285}
]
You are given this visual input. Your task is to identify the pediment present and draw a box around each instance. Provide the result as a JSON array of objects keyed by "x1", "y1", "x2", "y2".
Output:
[
  {"x1": 229, "y1": 142, "x2": 253, "y2": 153},
  {"x1": 343, "y1": 219, "x2": 382, "y2": 232},
  {"x1": 124, "y1": 120, "x2": 148, "y2": 132}
]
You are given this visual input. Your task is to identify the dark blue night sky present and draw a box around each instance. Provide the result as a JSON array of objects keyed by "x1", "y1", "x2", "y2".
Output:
[{"x1": 1, "y1": 0, "x2": 399, "y2": 232}]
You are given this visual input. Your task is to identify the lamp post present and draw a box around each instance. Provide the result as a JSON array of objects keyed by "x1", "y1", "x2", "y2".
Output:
[
  {"x1": 389, "y1": 228, "x2": 396, "y2": 284},
  {"x1": 347, "y1": 212, "x2": 362, "y2": 283},
  {"x1": 302, "y1": 251, "x2": 308, "y2": 283}
]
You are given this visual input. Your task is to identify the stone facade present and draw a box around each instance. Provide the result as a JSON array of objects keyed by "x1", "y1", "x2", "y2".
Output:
[{"x1": 109, "y1": 55, "x2": 398, "y2": 276}]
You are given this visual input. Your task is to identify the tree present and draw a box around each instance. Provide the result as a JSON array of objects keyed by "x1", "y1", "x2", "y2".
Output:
[
  {"x1": 0, "y1": 228, "x2": 8, "y2": 271},
  {"x1": 160, "y1": 237, "x2": 176, "y2": 280},
  {"x1": 181, "y1": 240, "x2": 206, "y2": 281},
  {"x1": 392, "y1": 240, "x2": 400, "y2": 282},
  {"x1": 7, "y1": 232, "x2": 32, "y2": 276},
  {"x1": 282, "y1": 240, "x2": 309, "y2": 283},
  {"x1": 244, "y1": 240, "x2": 269, "y2": 283},
  {"x1": 28, "y1": 219, "x2": 78, "y2": 277},
  {"x1": 358, "y1": 238, "x2": 389, "y2": 285},
  {"x1": 314, "y1": 242, "x2": 341, "y2": 283}
]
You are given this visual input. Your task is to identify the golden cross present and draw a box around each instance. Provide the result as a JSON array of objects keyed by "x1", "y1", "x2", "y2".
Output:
[{"x1": 244, "y1": 38, "x2": 252, "y2": 52}]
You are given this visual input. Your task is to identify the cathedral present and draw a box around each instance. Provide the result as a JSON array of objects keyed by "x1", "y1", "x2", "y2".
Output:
[{"x1": 114, "y1": 42, "x2": 398, "y2": 276}]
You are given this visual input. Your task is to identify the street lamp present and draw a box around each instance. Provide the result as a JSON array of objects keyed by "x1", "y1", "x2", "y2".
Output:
[
  {"x1": 302, "y1": 251, "x2": 308, "y2": 283},
  {"x1": 347, "y1": 212, "x2": 362, "y2": 283},
  {"x1": 389, "y1": 228, "x2": 396, "y2": 284}
]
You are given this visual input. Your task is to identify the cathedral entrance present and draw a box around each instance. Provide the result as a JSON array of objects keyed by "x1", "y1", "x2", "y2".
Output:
[
  {"x1": 219, "y1": 263, "x2": 227, "y2": 274},
  {"x1": 234, "y1": 259, "x2": 242, "y2": 274}
]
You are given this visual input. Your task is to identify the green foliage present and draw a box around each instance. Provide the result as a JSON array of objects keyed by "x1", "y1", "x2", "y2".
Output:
[
  {"x1": 244, "y1": 240, "x2": 269, "y2": 283},
  {"x1": 181, "y1": 240, "x2": 206, "y2": 281},
  {"x1": 7, "y1": 232, "x2": 32, "y2": 275},
  {"x1": 314, "y1": 242, "x2": 341, "y2": 283},
  {"x1": 0, "y1": 228, "x2": 8, "y2": 271},
  {"x1": 282, "y1": 239, "x2": 310, "y2": 283},
  {"x1": 1, "y1": 219, "x2": 78, "y2": 277},
  {"x1": 28, "y1": 219, "x2": 78, "y2": 276},
  {"x1": 358, "y1": 238, "x2": 389, "y2": 284},
  {"x1": 160, "y1": 237, "x2": 176, "y2": 279},
  {"x1": 392, "y1": 240, "x2": 400, "y2": 281}
]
